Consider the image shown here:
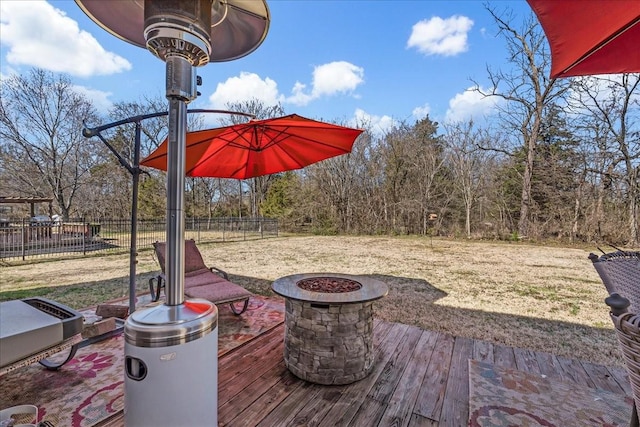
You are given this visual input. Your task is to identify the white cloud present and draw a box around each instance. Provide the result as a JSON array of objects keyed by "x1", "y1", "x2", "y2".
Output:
[
  {"x1": 412, "y1": 103, "x2": 431, "y2": 120},
  {"x1": 312, "y1": 62, "x2": 364, "y2": 97},
  {"x1": 0, "y1": 68, "x2": 14, "y2": 82},
  {"x1": 351, "y1": 108, "x2": 396, "y2": 137},
  {"x1": 564, "y1": 74, "x2": 640, "y2": 118},
  {"x1": 73, "y1": 85, "x2": 113, "y2": 114},
  {"x1": 407, "y1": 16, "x2": 474, "y2": 56},
  {"x1": 286, "y1": 61, "x2": 364, "y2": 106},
  {"x1": 445, "y1": 87, "x2": 501, "y2": 123},
  {"x1": 208, "y1": 61, "x2": 364, "y2": 109},
  {"x1": 0, "y1": 1, "x2": 131, "y2": 77},
  {"x1": 287, "y1": 81, "x2": 313, "y2": 106},
  {"x1": 575, "y1": 74, "x2": 640, "y2": 103},
  {"x1": 208, "y1": 72, "x2": 282, "y2": 109}
]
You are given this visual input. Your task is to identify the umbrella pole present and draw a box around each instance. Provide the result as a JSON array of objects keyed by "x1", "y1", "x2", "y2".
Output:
[
  {"x1": 164, "y1": 56, "x2": 191, "y2": 306},
  {"x1": 128, "y1": 122, "x2": 142, "y2": 313}
]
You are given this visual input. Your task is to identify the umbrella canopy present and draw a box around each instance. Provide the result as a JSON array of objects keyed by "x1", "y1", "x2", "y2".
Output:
[
  {"x1": 527, "y1": 0, "x2": 640, "y2": 78},
  {"x1": 141, "y1": 114, "x2": 364, "y2": 179}
]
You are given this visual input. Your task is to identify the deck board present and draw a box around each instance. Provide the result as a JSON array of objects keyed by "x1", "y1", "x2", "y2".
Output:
[
  {"x1": 492, "y1": 342, "x2": 517, "y2": 368},
  {"x1": 289, "y1": 385, "x2": 346, "y2": 426},
  {"x1": 256, "y1": 382, "x2": 322, "y2": 427},
  {"x1": 609, "y1": 365, "x2": 633, "y2": 395},
  {"x1": 221, "y1": 368, "x2": 301, "y2": 427},
  {"x1": 350, "y1": 396, "x2": 388, "y2": 427},
  {"x1": 472, "y1": 339, "x2": 494, "y2": 364},
  {"x1": 533, "y1": 350, "x2": 566, "y2": 382},
  {"x1": 438, "y1": 337, "x2": 473, "y2": 427},
  {"x1": 513, "y1": 346, "x2": 542, "y2": 374},
  {"x1": 317, "y1": 322, "x2": 408, "y2": 427},
  {"x1": 97, "y1": 320, "x2": 630, "y2": 427},
  {"x1": 368, "y1": 325, "x2": 423, "y2": 403},
  {"x1": 581, "y1": 360, "x2": 627, "y2": 394},
  {"x1": 556, "y1": 354, "x2": 598, "y2": 388},
  {"x1": 413, "y1": 332, "x2": 454, "y2": 422},
  {"x1": 219, "y1": 359, "x2": 287, "y2": 423},
  {"x1": 377, "y1": 330, "x2": 437, "y2": 426}
]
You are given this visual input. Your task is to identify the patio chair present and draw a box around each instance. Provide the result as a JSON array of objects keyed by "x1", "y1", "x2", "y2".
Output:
[
  {"x1": 605, "y1": 293, "x2": 640, "y2": 427},
  {"x1": 149, "y1": 240, "x2": 251, "y2": 315},
  {"x1": 589, "y1": 250, "x2": 640, "y2": 312}
]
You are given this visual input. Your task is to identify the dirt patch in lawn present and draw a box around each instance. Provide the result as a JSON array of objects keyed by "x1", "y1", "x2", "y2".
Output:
[{"x1": 1, "y1": 235, "x2": 622, "y2": 366}]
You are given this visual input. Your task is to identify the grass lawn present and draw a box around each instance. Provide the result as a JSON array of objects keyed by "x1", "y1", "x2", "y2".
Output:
[{"x1": 0, "y1": 235, "x2": 622, "y2": 367}]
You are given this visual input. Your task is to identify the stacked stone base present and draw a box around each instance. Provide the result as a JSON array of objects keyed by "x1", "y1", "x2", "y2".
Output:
[{"x1": 283, "y1": 299, "x2": 374, "y2": 385}]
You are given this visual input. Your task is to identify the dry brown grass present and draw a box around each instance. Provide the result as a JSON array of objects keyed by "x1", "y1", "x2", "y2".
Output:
[{"x1": 1, "y1": 235, "x2": 622, "y2": 367}]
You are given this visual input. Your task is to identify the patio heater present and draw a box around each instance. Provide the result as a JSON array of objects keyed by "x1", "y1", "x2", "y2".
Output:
[{"x1": 74, "y1": 1, "x2": 269, "y2": 425}]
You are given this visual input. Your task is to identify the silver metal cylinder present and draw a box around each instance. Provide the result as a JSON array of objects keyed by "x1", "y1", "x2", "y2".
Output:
[
  {"x1": 165, "y1": 89, "x2": 188, "y2": 306},
  {"x1": 166, "y1": 55, "x2": 199, "y2": 101},
  {"x1": 125, "y1": 300, "x2": 218, "y2": 348},
  {"x1": 143, "y1": 0, "x2": 212, "y2": 66},
  {"x1": 124, "y1": 300, "x2": 218, "y2": 426}
]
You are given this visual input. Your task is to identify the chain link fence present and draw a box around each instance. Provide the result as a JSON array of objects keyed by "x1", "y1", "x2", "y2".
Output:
[{"x1": 0, "y1": 217, "x2": 278, "y2": 264}]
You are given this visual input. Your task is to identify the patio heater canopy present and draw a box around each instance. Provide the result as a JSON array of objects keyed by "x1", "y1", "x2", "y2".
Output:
[{"x1": 74, "y1": 0, "x2": 270, "y2": 63}]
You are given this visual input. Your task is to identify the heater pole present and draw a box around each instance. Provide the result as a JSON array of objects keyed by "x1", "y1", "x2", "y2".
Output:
[
  {"x1": 165, "y1": 96, "x2": 187, "y2": 306},
  {"x1": 164, "y1": 55, "x2": 194, "y2": 306}
]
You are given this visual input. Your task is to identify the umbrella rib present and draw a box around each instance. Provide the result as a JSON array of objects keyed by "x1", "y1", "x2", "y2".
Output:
[
  {"x1": 186, "y1": 147, "x2": 226, "y2": 175},
  {"x1": 270, "y1": 133, "x2": 355, "y2": 170},
  {"x1": 185, "y1": 134, "x2": 245, "y2": 174},
  {"x1": 142, "y1": 133, "x2": 222, "y2": 163},
  {"x1": 262, "y1": 127, "x2": 355, "y2": 152}
]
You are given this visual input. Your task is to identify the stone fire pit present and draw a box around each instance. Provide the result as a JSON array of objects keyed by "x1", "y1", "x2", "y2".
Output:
[{"x1": 272, "y1": 273, "x2": 388, "y2": 385}]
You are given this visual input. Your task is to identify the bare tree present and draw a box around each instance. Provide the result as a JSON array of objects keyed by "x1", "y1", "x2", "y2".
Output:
[
  {"x1": 379, "y1": 123, "x2": 413, "y2": 232},
  {"x1": 406, "y1": 117, "x2": 446, "y2": 235},
  {"x1": 572, "y1": 74, "x2": 640, "y2": 245},
  {"x1": 443, "y1": 121, "x2": 493, "y2": 238},
  {"x1": 0, "y1": 69, "x2": 100, "y2": 219},
  {"x1": 303, "y1": 118, "x2": 375, "y2": 234},
  {"x1": 219, "y1": 99, "x2": 286, "y2": 217},
  {"x1": 473, "y1": 8, "x2": 570, "y2": 238}
]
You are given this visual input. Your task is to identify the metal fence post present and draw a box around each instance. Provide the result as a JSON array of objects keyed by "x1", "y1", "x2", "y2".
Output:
[
  {"x1": 21, "y1": 218, "x2": 26, "y2": 261},
  {"x1": 82, "y1": 218, "x2": 87, "y2": 255}
]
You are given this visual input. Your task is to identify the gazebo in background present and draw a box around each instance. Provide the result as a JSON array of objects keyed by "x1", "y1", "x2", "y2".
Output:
[
  {"x1": 0, "y1": 196, "x2": 53, "y2": 221},
  {"x1": 0, "y1": 197, "x2": 55, "y2": 241}
]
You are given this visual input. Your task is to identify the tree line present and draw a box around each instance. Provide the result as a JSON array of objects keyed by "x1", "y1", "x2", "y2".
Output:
[{"x1": 1, "y1": 9, "x2": 638, "y2": 246}]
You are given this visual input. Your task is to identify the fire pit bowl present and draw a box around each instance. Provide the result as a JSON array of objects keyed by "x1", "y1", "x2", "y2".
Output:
[{"x1": 272, "y1": 273, "x2": 388, "y2": 385}]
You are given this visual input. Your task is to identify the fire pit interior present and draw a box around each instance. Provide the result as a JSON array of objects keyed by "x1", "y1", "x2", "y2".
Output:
[
  {"x1": 272, "y1": 273, "x2": 388, "y2": 385},
  {"x1": 296, "y1": 277, "x2": 362, "y2": 293}
]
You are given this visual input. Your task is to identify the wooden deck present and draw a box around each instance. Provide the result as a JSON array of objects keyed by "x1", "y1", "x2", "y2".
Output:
[{"x1": 99, "y1": 320, "x2": 630, "y2": 426}]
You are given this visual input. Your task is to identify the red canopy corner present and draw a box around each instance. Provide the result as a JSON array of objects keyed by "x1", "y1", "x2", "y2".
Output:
[{"x1": 527, "y1": 0, "x2": 640, "y2": 78}]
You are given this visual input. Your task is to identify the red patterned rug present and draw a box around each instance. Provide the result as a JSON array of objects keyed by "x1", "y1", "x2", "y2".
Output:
[
  {"x1": 468, "y1": 359, "x2": 632, "y2": 427},
  {"x1": 0, "y1": 295, "x2": 284, "y2": 427}
]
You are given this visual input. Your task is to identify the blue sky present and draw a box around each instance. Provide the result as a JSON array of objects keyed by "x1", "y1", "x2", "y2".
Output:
[{"x1": 0, "y1": 1, "x2": 535, "y2": 134}]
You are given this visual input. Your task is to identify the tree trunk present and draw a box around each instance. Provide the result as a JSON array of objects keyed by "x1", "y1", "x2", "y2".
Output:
[
  {"x1": 466, "y1": 203, "x2": 472, "y2": 239},
  {"x1": 629, "y1": 167, "x2": 639, "y2": 246},
  {"x1": 518, "y1": 132, "x2": 538, "y2": 238}
]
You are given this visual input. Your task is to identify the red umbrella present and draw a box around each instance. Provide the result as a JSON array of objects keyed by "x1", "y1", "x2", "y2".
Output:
[
  {"x1": 141, "y1": 114, "x2": 363, "y2": 179},
  {"x1": 527, "y1": 0, "x2": 640, "y2": 78}
]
